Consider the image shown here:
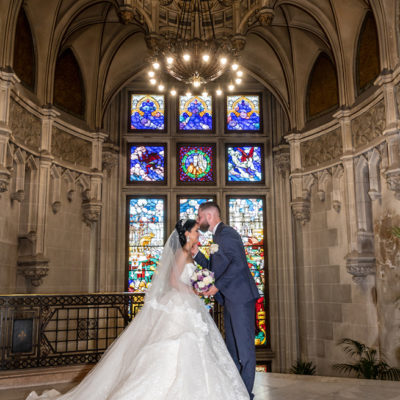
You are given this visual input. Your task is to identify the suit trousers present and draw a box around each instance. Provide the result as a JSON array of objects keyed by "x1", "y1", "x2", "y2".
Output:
[{"x1": 223, "y1": 299, "x2": 256, "y2": 399}]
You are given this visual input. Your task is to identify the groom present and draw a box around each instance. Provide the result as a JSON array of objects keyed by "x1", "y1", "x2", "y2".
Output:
[{"x1": 193, "y1": 201, "x2": 260, "y2": 400}]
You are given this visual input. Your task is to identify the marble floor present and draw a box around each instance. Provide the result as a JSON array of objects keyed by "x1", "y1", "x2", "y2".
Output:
[{"x1": 1, "y1": 372, "x2": 400, "y2": 399}]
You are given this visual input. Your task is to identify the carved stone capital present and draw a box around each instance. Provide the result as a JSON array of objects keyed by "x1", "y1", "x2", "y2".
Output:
[
  {"x1": 118, "y1": 5, "x2": 135, "y2": 24},
  {"x1": 0, "y1": 168, "x2": 11, "y2": 193},
  {"x1": 231, "y1": 35, "x2": 246, "y2": 53},
  {"x1": 82, "y1": 200, "x2": 102, "y2": 226},
  {"x1": 102, "y1": 144, "x2": 119, "y2": 175},
  {"x1": 385, "y1": 168, "x2": 400, "y2": 200},
  {"x1": 52, "y1": 201, "x2": 61, "y2": 214},
  {"x1": 11, "y1": 189, "x2": 24, "y2": 202},
  {"x1": 332, "y1": 200, "x2": 341, "y2": 213},
  {"x1": 345, "y1": 251, "x2": 376, "y2": 284},
  {"x1": 17, "y1": 255, "x2": 49, "y2": 287},
  {"x1": 273, "y1": 144, "x2": 290, "y2": 177},
  {"x1": 257, "y1": 7, "x2": 274, "y2": 26},
  {"x1": 290, "y1": 198, "x2": 310, "y2": 225}
]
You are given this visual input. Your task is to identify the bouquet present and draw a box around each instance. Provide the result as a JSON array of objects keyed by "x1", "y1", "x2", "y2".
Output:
[{"x1": 190, "y1": 266, "x2": 215, "y2": 293}]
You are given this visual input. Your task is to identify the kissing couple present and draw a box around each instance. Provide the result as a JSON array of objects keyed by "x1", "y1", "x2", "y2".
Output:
[{"x1": 27, "y1": 201, "x2": 260, "y2": 400}]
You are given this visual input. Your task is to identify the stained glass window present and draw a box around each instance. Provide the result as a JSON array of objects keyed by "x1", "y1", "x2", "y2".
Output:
[
  {"x1": 127, "y1": 197, "x2": 165, "y2": 293},
  {"x1": 178, "y1": 145, "x2": 215, "y2": 183},
  {"x1": 228, "y1": 197, "x2": 267, "y2": 346},
  {"x1": 128, "y1": 144, "x2": 166, "y2": 183},
  {"x1": 226, "y1": 145, "x2": 263, "y2": 183},
  {"x1": 129, "y1": 94, "x2": 165, "y2": 131},
  {"x1": 226, "y1": 95, "x2": 261, "y2": 131},
  {"x1": 179, "y1": 94, "x2": 213, "y2": 131}
]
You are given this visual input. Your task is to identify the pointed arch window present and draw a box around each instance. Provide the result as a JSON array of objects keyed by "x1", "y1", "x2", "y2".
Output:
[
  {"x1": 356, "y1": 12, "x2": 380, "y2": 94},
  {"x1": 54, "y1": 48, "x2": 85, "y2": 117},
  {"x1": 13, "y1": 8, "x2": 36, "y2": 91},
  {"x1": 306, "y1": 53, "x2": 339, "y2": 120}
]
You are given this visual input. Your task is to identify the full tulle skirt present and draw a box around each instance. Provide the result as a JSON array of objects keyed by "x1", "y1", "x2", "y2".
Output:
[{"x1": 26, "y1": 291, "x2": 250, "y2": 400}]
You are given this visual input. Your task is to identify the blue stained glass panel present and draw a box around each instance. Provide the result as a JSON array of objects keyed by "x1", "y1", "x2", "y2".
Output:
[
  {"x1": 129, "y1": 145, "x2": 165, "y2": 182},
  {"x1": 227, "y1": 146, "x2": 263, "y2": 182},
  {"x1": 130, "y1": 94, "x2": 165, "y2": 130},
  {"x1": 179, "y1": 95, "x2": 213, "y2": 131},
  {"x1": 228, "y1": 198, "x2": 266, "y2": 346},
  {"x1": 128, "y1": 198, "x2": 165, "y2": 293},
  {"x1": 226, "y1": 95, "x2": 260, "y2": 131},
  {"x1": 178, "y1": 145, "x2": 214, "y2": 182}
]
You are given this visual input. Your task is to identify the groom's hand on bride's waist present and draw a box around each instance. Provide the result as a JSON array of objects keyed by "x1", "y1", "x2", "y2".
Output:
[{"x1": 203, "y1": 285, "x2": 219, "y2": 297}]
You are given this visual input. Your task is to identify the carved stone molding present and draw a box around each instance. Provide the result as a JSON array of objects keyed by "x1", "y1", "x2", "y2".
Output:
[
  {"x1": 345, "y1": 250, "x2": 376, "y2": 284},
  {"x1": 52, "y1": 127, "x2": 92, "y2": 167},
  {"x1": 0, "y1": 168, "x2": 10, "y2": 194},
  {"x1": 102, "y1": 143, "x2": 119, "y2": 176},
  {"x1": 273, "y1": 144, "x2": 290, "y2": 177},
  {"x1": 257, "y1": 7, "x2": 275, "y2": 26},
  {"x1": 290, "y1": 198, "x2": 310, "y2": 225},
  {"x1": 9, "y1": 99, "x2": 41, "y2": 151},
  {"x1": 385, "y1": 168, "x2": 400, "y2": 200},
  {"x1": 17, "y1": 254, "x2": 49, "y2": 287},
  {"x1": 118, "y1": 5, "x2": 135, "y2": 24},
  {"x1": 351, "y1": 100, "x2": 386, "y2": 149},
  {"x1": 82, "y1": 200, "x2": 102, "y2": 226},
  {"x1": 300, "y1": 128, "x2": 342, "y2": 169},
  {"x1": 395, "y1": 84, "x2": 400, "y2": 117}
]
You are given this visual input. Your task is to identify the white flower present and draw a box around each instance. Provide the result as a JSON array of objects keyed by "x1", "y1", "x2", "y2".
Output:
[
  {"x1": 198, "y1": 281, "x2": 206, "y2": 289},
  {"x1": 203, "y1": 276, "x2": 213, "y2": 285},
  {"x1": 210, "y1": 243, "x2": 219, "y2": 254}
]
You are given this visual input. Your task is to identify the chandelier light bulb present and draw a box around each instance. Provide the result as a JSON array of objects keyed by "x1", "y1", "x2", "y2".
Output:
[
  {"x1": 216, "y1": 88, "x2": 223, "y2": 96},
  {"x1": 158, "y1": 83, "x2": 165, "y2": 91},
  {"x1": 202, "y1": 91, "x2": 208, "y2": 97},
  {"x1": 193, "y1": 80, "x2": 201, "y2": 88},
  {"x1": 228, "y1": 83, "x2": 235, "y2": 91},
  {"x1": 183, "y1": 53, "x2": 191, "y2": 62},
  {"x1": 148, "y1": 70, "x2": 155, "y2": 78},
  {"x1": 202, "y1": 54, "x2": 210, "y2": 62},
  {"x1": 232, "y1": 63, "x2": 239, "y2": 71},
  {"x1": 185, "y1": 90, "x2": 192, "y2": 97},
  {"x1": 149, "y1": 78, "x2": 156, "y2": 85},
  {"x1": 237, "y1": 70, "x2": 243, "y2": 77},
  {"x1": 170, "y1": 89, "x2": 177, "y2": 96},
  {"x1": 166, "y1": 57, "x2": 174, "y2": 65},
  {"x1": 153, "y1": 61, "x2": 160, "y2": 70},
  {"x1": 235, "y1": 78, "x2": 242, "y2": 85},
  {"x1": 220, "y1": 57, "x2": 227, "y2": 65}
]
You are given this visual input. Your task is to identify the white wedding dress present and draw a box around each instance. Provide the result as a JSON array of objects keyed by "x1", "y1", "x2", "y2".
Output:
[{"x1": 26, "y1": 239, "x2": 250, "y2": 400}]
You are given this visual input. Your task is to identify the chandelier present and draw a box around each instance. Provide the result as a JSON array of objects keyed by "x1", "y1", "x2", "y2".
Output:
[{"x1": 146, "y1": 0, "x2": 245, "y2": 95}]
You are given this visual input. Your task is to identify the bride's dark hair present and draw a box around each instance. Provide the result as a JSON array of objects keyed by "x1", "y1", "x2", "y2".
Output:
[{"x1": 175, "y1": 219, "x2": 197, "y2": 247}]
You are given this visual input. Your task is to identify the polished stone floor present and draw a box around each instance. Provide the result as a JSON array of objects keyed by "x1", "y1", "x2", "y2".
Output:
[{"x1": 1, "y1": 372, "x2": 400, "y2": 399}]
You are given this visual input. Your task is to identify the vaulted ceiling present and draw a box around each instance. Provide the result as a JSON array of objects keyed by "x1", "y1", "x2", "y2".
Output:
[{"x1": 0, "y1": 0, "x2": 398, "y2": 130}]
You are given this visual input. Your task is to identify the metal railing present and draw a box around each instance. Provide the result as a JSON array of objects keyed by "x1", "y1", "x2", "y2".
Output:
[{"x1": 0, "y1": 293, "x2": 223, "y2": 370}]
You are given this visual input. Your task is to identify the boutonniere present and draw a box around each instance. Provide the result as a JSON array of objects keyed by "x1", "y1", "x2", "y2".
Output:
[{"x1": 210, "y1": 243, "x2": 219, "y2": 254}]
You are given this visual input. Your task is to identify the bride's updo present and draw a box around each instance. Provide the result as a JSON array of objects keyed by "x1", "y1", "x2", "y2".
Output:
[{"x1": 175, "y1": 219, "x2": 197, "y2": 247}]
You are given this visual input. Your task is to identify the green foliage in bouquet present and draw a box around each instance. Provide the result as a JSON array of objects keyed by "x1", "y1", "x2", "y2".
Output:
[
  {"x1": 333, "y1": 338, "x2": 400, "y2": 380},
  {"x1": 290, "y1": 359, "x2": 316, "y2": 375}
]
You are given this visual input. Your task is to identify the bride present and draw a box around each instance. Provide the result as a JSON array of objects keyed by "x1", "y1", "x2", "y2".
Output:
[{"x1": 26, "y1": 219, "x2": 250, "y2": 400}]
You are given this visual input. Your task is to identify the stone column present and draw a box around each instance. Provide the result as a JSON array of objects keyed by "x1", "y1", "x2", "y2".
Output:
[
  {"x1": 286, "y1": 133, "x2": 310, "y2": 224},
  {"x1": 335, "y1": 108, "x2": 375, "y2": 283},
  {"x1": 271, "y1": 144, "x2": 299, "y2": 372},
  {"x1": 376, "y1": 71, "x2": 400, "y2": 200},
  {"x1": 84, "y1": 132, "x2": 107, "y2": 292},
  {"x1": 17, "y1": 107, "x2": 58, "y2": 289},
  {"x1": 0, "y1": 68, "x2": 19, "y2": 194}
]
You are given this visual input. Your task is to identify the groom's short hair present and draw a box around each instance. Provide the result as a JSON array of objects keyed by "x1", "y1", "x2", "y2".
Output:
[{"x1": 198, "y1": 201, "x2": 221, "y2": 216}]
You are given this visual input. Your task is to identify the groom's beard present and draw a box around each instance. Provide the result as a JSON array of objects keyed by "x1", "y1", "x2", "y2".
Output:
[{"x1": 199, "y1": 222, "x2": 210, "y2": 233}]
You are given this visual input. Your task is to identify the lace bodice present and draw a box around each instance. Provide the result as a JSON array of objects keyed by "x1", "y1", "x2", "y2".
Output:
[{"x1": 180, "y1": 262, "x2": 196, "y2": 286}]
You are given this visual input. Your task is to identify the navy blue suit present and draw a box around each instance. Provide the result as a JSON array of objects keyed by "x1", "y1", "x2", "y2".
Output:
[{"x1": 195, "y1": 223, "x2": 260, "y2": 399}]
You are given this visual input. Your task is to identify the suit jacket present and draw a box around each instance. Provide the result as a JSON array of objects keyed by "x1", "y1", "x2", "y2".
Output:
[{"x1": 195, "y1": 223, "x2": 260, "y2": 305}]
